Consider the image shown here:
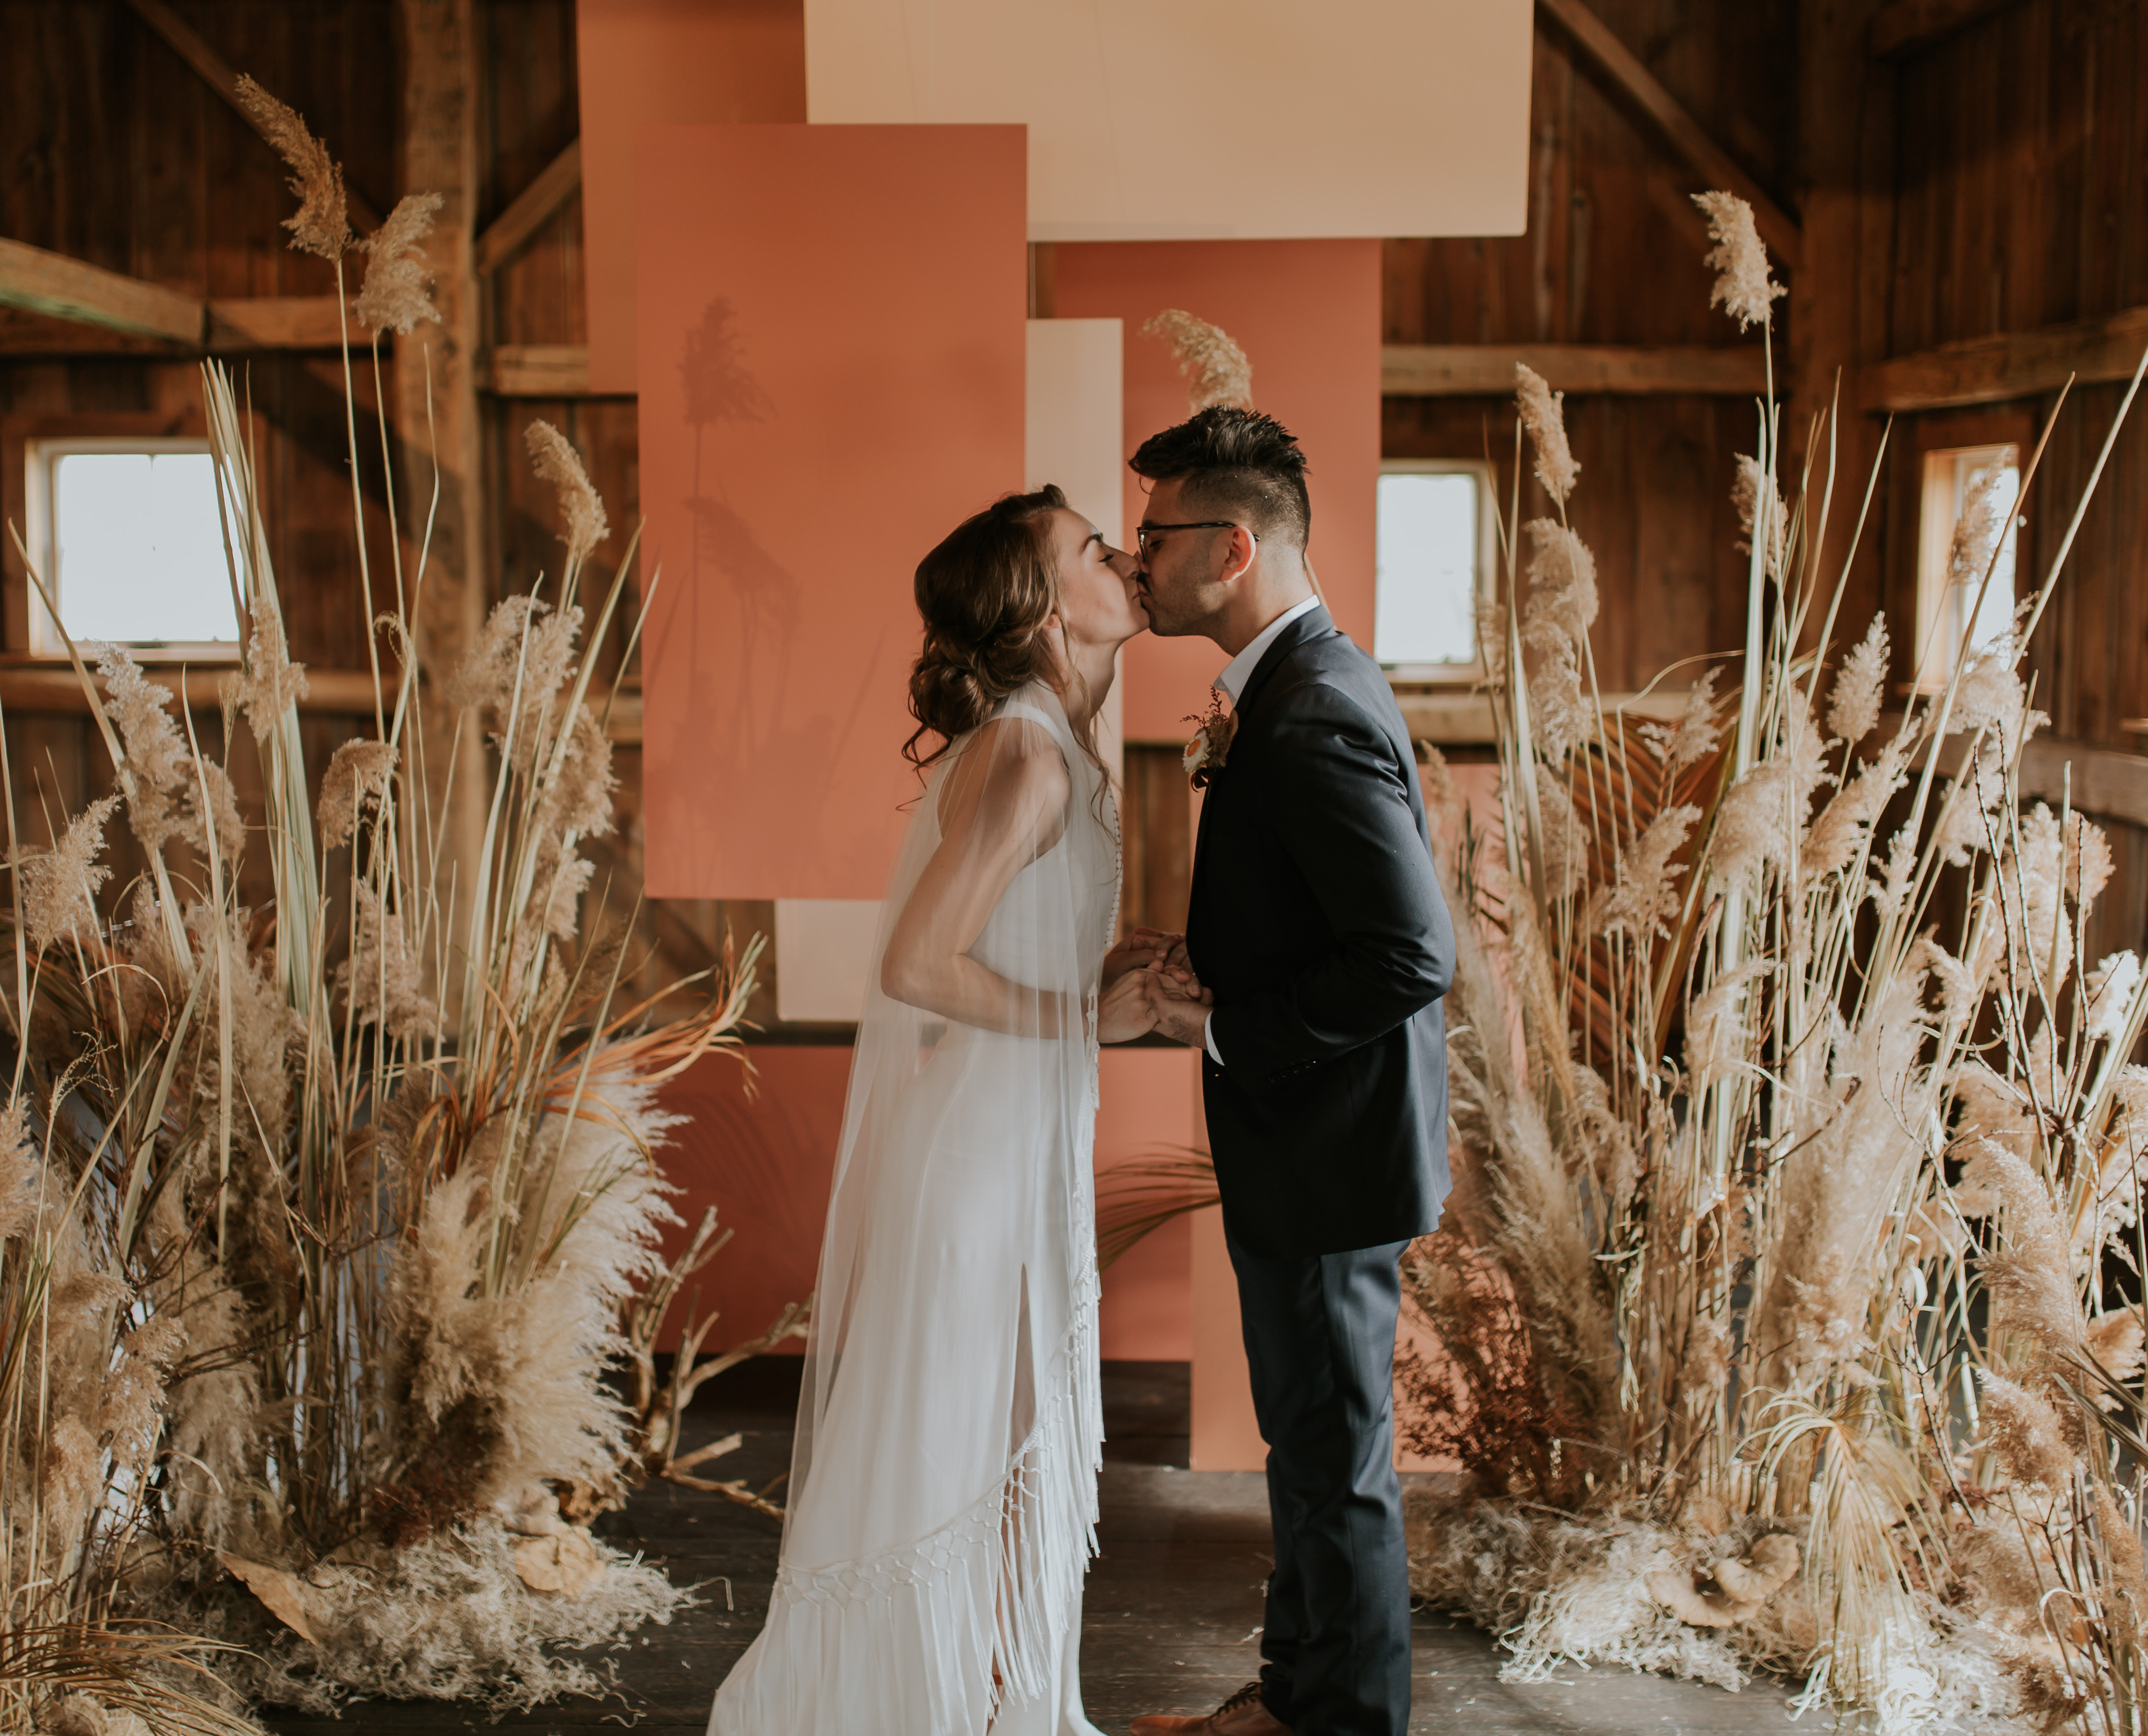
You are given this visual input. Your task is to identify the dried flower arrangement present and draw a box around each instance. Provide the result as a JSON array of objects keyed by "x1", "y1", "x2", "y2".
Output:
[
  {"x1": 1399, "y1": 191, "x2": 2148, "y2": 1733},
  {"x1": 0, "y1": 83, "x2": 789, "y2": 1732}
]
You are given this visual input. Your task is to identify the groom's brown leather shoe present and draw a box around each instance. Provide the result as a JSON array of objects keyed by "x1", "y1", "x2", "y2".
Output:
[{"x1": 1129, "y1": 1680, "x2": 1291, "y2": 1735}]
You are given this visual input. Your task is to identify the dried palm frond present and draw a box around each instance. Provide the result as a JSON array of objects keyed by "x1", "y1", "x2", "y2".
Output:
[{"x1": 1095, "y1": 1149, "x2": 1220, "y2": 1271}]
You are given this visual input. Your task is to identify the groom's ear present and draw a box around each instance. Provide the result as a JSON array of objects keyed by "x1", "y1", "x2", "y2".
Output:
[{"x1": 1219, "y1": 526, "x2": 1260, "y2": 586}]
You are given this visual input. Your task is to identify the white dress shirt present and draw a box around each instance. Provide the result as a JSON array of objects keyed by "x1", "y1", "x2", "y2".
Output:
[{"x1": 1201, "y1": 595, "x2": 1320, "y2": 1064}]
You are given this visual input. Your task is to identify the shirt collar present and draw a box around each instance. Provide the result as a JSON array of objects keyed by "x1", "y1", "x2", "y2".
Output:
[{"x1": 1214, "y1": 596, "x2": 1320, "y2": 706}]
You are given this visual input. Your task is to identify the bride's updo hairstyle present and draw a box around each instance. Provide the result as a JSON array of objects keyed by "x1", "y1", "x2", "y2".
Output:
[{"x1": 904, "y1": 484, "x2": 1070, "y2": 771}]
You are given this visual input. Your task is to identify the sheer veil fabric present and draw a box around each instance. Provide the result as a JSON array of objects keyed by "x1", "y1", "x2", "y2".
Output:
[{"x1": 709, "y1": 684, "x2": 1119, "y2": 1736}]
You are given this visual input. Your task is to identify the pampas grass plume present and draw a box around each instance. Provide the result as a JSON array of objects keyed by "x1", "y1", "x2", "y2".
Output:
[
  {"x1": 524, "y1": 421, "x2": 610, "y2": 567},
  {"x1": 1947, "y1": 459, "x2": 2011, "y2": 592},
  {"x1": 1515, "y1": 364, "x2": 1579, "y2": 507},
  {"x1": 1732, "y1": 455, "x2": 1786, "y2": 578},
  {"x1": 1142, "y1": 309, "x2": 1253, "y2": 413},
  {"x1": 357, "y1": 192, "x2": 445, "y2": 335},
  {"x1": 18, "y1": 793, "x2": 120, "y2": 951},
  {"x1": 319, "y1": 739, "x2": 398, "y2": 848},
  {"x1": 1828, "y1": 614, "x2": 1889, "y2": 745},
  {"x1": 233, "y1": 75, "x2": 351, "y2": 260},
  {"x1": 1595, "y1": 805, "x2": 1699, "y2": 941},
  {"x1": 1692, "y1": 191, "x2": 1784, "y2": 331}
]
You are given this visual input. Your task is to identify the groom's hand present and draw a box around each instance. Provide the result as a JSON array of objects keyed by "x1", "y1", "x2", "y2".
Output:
[{"x1": 1144, "y1": 961, "x2": 1212, "y2": 1048}]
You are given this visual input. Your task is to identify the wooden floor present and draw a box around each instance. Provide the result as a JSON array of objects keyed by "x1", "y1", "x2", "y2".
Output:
[{"x1": 261, "y1": 1362, "x2": 1801, "y2": 1735}]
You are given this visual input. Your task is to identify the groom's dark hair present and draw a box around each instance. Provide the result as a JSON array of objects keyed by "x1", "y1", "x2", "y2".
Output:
[{"x1": 1129, "y1": 407, "x2": 1311, "y2": 551}]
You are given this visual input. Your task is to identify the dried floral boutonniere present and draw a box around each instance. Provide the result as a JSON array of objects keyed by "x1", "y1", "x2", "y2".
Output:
[{"x1": 1183, "y1": 693, "x2": 1237, "y2": 790}]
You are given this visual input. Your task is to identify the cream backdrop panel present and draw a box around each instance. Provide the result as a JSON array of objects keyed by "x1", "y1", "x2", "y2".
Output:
[
  {"x1": 774, "y1": 318, "x2": 1130, "y2": 1026},
  {"x1": 806, "y1": 0, "x2": 1532, "y2": 239}
]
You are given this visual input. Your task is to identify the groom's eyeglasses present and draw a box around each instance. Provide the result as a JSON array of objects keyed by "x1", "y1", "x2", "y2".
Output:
[{"x1": 1134, "y1": 521, "x2": 1257, "y2": 556}]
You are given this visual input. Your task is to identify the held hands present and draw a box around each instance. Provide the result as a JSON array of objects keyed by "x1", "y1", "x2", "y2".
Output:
[
  {"x1": 1096, "y1": 928, "x2": 1214, "y2": 1046},
  {"x1": 1102, "y1": 926, "x2": 1194, "y2": 988}
]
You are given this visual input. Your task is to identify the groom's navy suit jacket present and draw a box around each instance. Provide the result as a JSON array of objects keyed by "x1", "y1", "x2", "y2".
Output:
[{"x1": 1186, "y1": 605, "x2": 1455, "y2": 1258}]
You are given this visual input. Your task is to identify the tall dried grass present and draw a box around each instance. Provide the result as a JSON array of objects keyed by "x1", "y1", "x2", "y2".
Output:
[
  {"x1": 0, "y1": 84, "x2": 781, "y2": 1731},
  {"x1": 1400, "y1": 191, "x2": 2148, "y2": 1734}
]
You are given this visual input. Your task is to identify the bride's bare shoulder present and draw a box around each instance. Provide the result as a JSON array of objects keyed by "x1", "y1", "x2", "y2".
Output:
[{"x1": 939, "y1": 715, "x2": 1072, "y2": 842}]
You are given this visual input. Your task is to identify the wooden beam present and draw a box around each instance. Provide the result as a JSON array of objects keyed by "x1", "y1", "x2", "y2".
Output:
[
  {"x1": 0, "y1": 664, "x2": 379, "y2": 714},
  {"x1": 482, "y1": 345, "x2": 594, "y2": 396},
  {"x1": 121, "y1": 0, "x2": 383, "y2": 232},
  {"x1": 207, "y1": 296, "x2": 368, "y2": 350},
  {"x1": 1868, "y1": 0, "x2": 2020, "y2": 58},
  {"x1": 396, "y1": 0, "x2": 489, "y2": 1005},
  {"x1": 474, "y1": 139, "x2": 581, "y2": 276},
  {"x1": 1859, "y1": 305, "x2": 2148, "y2": 413},
  {"x1": 0, "y1": 237, "x2": 204, "y2": 344},
  {"x1": 1927, "y1": 726, "x2": 2148, "y2": 830},
  {"x1": 0, "y1": 276, "x2": 367, "y2": 355},
  {"x1": 1382, "y1": 343, "x2": 1766, "y2": 397},
  {"x1": 1535, "y1": 0, "x2": 1802, "y2": 268}
]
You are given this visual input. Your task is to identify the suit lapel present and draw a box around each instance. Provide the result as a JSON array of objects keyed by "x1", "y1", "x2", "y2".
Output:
[{"x1": 1188, "y1": 605, "x2": 1337, "y2": 900}]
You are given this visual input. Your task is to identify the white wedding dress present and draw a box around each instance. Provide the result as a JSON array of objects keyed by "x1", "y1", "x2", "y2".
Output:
[{"x1": 709, "y1": 684, "x2": 1117, "y2": 1736}]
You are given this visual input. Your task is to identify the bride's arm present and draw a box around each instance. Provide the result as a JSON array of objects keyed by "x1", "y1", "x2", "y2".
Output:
[{"x1": 879, "y1": 720, "x2": 1078, "y2": 1036}]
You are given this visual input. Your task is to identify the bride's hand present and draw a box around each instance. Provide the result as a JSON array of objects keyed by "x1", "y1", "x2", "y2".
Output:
[
  {"x1": 1102, "y1": 925, "x2": 1180, "y2": 987},
  {"x1": 1097, "y1": 966, "x2": 1159, "y2": 1043}
]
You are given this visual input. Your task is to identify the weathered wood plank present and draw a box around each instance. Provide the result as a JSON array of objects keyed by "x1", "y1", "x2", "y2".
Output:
[
  {"x1": 0, "y1": 237, "x2": 203, "y2": 344},
  {"x1": 207, "y1": 296, "x2": 368, "y2": 349},
  {"x1": 483, "y1": 343, "x2": 593, "y2": 396},
  {"x1": 1859, "y1": 305, "x2": 2148, "y2": 412},
  {"x1": 1868, "y1": 0, "x2": 2022, "y2": 58},
  {"x1": 474, "y1": 138, "x2": 580, "y2": 276},
  {"x1": 0, "y1": 665, "x2": 380, "y2": 715},
  {"x1": 1381, "y1": 343, "x2": 1766, "y2": 397},
  {"x1": 1534, "y1": 0, "x2": 1802, "y2": 268},
  {"x1": 0, "y1": 293, "x2": 369, "y2": 355},
  {"x1": 396, "y1": 0, "x2": 491, "y2": 1002}
]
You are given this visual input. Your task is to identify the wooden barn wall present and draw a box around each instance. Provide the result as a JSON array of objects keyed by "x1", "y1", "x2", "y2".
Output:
[
  {"x1": 1382, "y1": 0, "x2": 1798, "y2": 698},
  {"x1": 1874, "y1": 0, "x2": 2148, "y2": 959},
  {"x1": 0, "y1": 0, "x2": 400, "y2": 925},
  {"x1": 8, "y1": 0, "x2": 2148, "y2": 985},
  {"x1": 1886, "y1": 0, "x2": 2148, "y2": 754}
]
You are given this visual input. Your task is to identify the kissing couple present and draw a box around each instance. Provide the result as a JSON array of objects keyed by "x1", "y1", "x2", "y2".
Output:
[{"x1": 708, "y1": 408, "x2": 1455, "y2": 1736}]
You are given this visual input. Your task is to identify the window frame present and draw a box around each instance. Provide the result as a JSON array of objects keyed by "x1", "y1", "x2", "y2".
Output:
[
  {"x1": 1912, "y1": 441, "x2": 2021, "y2": 692},
  {"x1": 21, "y1": 433, "x2": 240, "y2": 661},
  {"x1": 1892, "y1": 407, "x2": 2035, "y2": 699},
  {"x1": 1373, "y1": 457, "x2": 1496, "y2": 684}
]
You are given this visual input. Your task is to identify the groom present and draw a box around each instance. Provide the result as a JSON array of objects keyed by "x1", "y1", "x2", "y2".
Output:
[{"x1": 1128, "y1": 409, "x2": 1454, "y2": 1736}]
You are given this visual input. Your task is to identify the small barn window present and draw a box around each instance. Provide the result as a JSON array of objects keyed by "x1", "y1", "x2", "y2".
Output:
[
  {"x1": 23, "y1": 438, "x2": 240, "y2": 657},
  {"x1": 1914, "y1": 442, "x2": 2020, "y2": 688},
  {"x1": 1374, "y1": 460, "x2": 1492, "y2": 677}
]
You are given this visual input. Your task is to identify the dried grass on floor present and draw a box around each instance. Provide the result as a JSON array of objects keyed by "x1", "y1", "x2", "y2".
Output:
[
  {"x1": 1391, "y1": 191, "x2": 2148, "y2": 1736},
  {"x1": 0, "y1": 78, "x2": 788, "y2": 1735}
]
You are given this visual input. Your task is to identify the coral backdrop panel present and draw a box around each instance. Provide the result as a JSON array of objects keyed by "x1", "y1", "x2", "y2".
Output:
[
  {"x1": 1093, "y1": 1046, "x2": 1198, "y2": 1362},
  {"x1": 1052, "y1": 241, "x2": 1383, "y2": 742},
  {"x1": 576, "y1": 0, "x2": 809, "y2": 393},
  {"x1": 655, "y1": 1045, "x2": 852, "y2": 1355},
  {"x1": 637, "y1": 124, "x2": 1027, "y2": 898},
  {"x1": 804, "y1": 0, "x2": 1531, "y2": 241}
]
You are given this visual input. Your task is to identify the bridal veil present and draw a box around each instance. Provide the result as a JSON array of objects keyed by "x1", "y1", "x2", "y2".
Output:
[{"x1": 709, "y1": 682, "x2": 1119, "y2": 1736}]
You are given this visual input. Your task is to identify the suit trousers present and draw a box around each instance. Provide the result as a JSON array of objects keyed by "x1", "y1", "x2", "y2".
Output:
[{"x1": 1225, "y1": 1231, "x2": 1412, "y2": 1736}]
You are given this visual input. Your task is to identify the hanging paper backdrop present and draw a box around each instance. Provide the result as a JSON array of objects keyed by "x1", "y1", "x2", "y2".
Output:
[
  {"x1": 576, "y1": 0, "x2": 808, "y2": 393},
  {"x1": 638, "y1": 123, "x2": 1026, "y2": 899},
  {"x1": 1054, "y1": 240, "x2": 1383, "y2": 742},
  {"x1": 804, "y1": 0, "x2": 1531, "y2": 242}
]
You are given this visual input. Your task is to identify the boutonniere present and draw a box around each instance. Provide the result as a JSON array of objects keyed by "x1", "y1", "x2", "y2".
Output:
[{"x1": 1183, "y1": 693, "x2": 1237, "y2": 790}]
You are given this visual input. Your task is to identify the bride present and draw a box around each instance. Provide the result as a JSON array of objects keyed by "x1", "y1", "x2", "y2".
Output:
[{"x1": 709, "y1": 484, "x2": 1188, "y2": 1736}]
